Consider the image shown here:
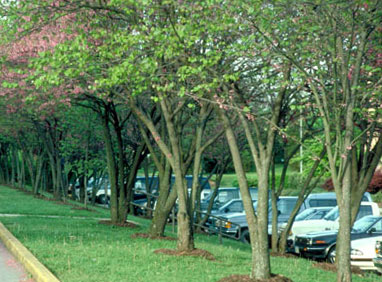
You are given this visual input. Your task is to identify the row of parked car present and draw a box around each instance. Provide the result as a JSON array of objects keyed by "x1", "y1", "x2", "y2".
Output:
[
  {"x1": 202, "y1": 187, "x2": 382, "y2": 272},
  {"x1": 72, "y1": 176, "x2": 382, "y2": 272}
]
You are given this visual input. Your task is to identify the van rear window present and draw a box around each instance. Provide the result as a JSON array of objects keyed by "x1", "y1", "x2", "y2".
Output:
[
  {"x1": 308, "y1": 199, "x2": 337, "y2": 207},
  {"x1": 356, "y1": 206, "x2": 372, "y2": 220}
]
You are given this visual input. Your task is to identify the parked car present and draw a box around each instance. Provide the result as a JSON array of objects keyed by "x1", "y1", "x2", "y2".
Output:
[
  {"x1": 347, "y1": 235, "x2": 382, "y2": 270},
  {"x1": 203, "y1": 199, "x2": 257, "y2": 227},
  {"x1": 95, "y1": 187, "x2": 111, "y2": 204},
  {"x1": 294, "y1": 207, "x2": 333, "y2": 222},
  {"x1": 373, "y1": 240, "x2": 382, "y2": 273},
  {"x1": 208, "y1": 196, "x2": 301, "y2": 243},
  {"x1": 284, "y1": 202, "x2": 380, "y2": 249},
  {"x1": 212, "y1": 199, "x2": 257, "y2": 216},
  {"x1": 200, "y1": 187, "x2": 268, "y2": 212},
  {"x1": 97, "y1": 175, "x2": 211, "y2": 206},
  {"x1": 200, "y1": 187, "x2": 240, "y2": 212},
  {"x1": 73, "y1": 177, "x2": 108, "y2": 201},
  {"x1": 294, "y1": 216, "x2": 382, "y2": 263}
]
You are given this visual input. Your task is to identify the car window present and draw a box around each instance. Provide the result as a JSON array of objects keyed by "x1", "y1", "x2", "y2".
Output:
[
  {"x1": 249, "y1": 190, "x2": 258, "y2": 200},
  {"x1": 295, "y1": 209, "x2": 316, "y2": 221},
  {"x1": 356, "y1": 206, "x2": 372, "y2": 220},
  {"x1": 310, "y1": 211, "x2": 327, "y2": 219},
  {"x1": 278, "y1": 198, "x2": 297, "y2": 215},
  {"x1": 371, "y1": 219, "x2": 382, "y2": 232},
  {"x1": 218, "y1": 191, "x2": 229, "y2": 202},
  {"x1": 353, "y1": 216, "x2": 377, "y2": 232},
  {"x1": 308, "y1": 199, "x2": 337, "y2": 207},
  {"x1": 135, "y1": 180, "x2": 146, "y2": 190},
  {"x1": 228, "y1": 201, "x2": 244, "y2": 212},
  {"x1": 324, "y1": 207, "x2": 339, "y2": 221}
]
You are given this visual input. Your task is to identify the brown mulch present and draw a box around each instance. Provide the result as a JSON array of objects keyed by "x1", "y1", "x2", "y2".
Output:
[
  {"x1": 98, "y1": 220, "x2": 138, "y2": 228},
  {"x1": 312, "y1": 262, "x2": 363, "y2": 276},
  {"x1": 131, "y1": 233, "x2": 176, "y2": 241},
  {"x1": 71, "y1": 206, "x2": 97, "y2": 212},
  {"x1": 217, "y1": 274, "x2": 293, "y2": 282},
  {"x1": 270, "y1": 252, "x2": 298, "y2": 259},
  {"x1": 154, "y1": 248, "x2": 216, "y2": 261}
]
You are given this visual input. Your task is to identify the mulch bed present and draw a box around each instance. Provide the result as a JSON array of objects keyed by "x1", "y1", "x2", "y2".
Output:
[
  {"x1": 154, "y1": 248, "x2": 216, "y2": 261},
  {"x1": 71, "y1": 206, "x2": 97, "y2": 212},
  {"x1": 98, "y1": 220, "x2": 138, "y2": 228},
  {"x1": 270, "y1": 252, "x2": 298, "y2": 259},
  {"x1": 131, "y1": 233, "x2": 176, "y2": 241},
  {"x1": 217, "y1": 274, "x2": 293, "y2": 282},
  {"x1": 312, "y1": 262, "x2": 363, "y2": 276}
]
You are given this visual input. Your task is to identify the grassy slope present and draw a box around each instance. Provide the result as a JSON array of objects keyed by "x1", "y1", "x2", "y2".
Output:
[{"x1": 0, "y1": 185, "x2": 379, "y2": 282}]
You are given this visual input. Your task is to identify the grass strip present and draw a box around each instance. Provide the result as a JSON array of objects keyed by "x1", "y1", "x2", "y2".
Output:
[{"x1": 0, "y1": 185, "x2": 379, "y2": 282}]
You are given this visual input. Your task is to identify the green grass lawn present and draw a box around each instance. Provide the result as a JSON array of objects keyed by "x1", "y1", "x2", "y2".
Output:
[{"x1": 0, "y1": 185, "x2": 380, "y2": 282}]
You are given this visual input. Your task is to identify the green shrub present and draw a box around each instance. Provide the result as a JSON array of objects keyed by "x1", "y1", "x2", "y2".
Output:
[{"x1": 232, "y1": 177, "x2": 258, "y2": 187}]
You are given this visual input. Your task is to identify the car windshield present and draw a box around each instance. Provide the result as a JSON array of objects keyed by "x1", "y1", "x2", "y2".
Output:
[
  {"x1": 295, "y1": 209, "x2": 317, "y2": 221},
  {"x1": 352, "y1": 216, "x2": 376, "y2": 232},
  {"x1": 323, "y1": 207, "x2": 339, "y2": 221}
]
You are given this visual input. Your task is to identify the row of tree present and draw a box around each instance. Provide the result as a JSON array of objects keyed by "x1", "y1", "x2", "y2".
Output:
[{"x1": 0, "y1": 1, "x2": 381, "y2": 281}]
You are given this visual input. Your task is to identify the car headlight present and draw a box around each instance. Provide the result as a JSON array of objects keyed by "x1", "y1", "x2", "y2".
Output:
[
  {"x1": 351, "y1": 249, "x2": 363, "y2": 256},
  {"x1": 216, "y1": 219, "x2": 232, "y2": 229},
  {"x1": 376, "y1": 241, "x2": 382, "y2": 255}
]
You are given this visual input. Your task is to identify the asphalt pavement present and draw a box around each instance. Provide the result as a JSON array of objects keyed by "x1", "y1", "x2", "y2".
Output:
[{"x1": 0, "y1": 240, "x2": 34, "y2": 282}]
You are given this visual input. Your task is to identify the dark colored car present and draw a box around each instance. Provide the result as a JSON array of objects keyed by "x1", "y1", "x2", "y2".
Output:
[
  {"x1": 212, "y1": 199, "x2": 257, "y2": 216},
  {"x1": 200, "y1": 187, "x2": 265, "y2": 213},
  {"x1": 295, "y1": 216, "x2": 382, "y2": 262},
  {"x1": 133, "y1": 175, "x2": 211, "y2": 215},
  {"x1": 209, "y1": 196, "x2": 302, "y2": 243}
]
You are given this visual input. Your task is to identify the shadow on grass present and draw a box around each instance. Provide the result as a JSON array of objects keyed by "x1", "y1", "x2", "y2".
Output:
[{"x1": 217, "y1": 274, "x2": 292, "y2": 282}]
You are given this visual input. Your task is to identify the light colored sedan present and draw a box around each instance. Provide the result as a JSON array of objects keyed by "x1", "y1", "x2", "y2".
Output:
[{"x1": 349, "y1": 235, "x2": 382, "y2": 270}]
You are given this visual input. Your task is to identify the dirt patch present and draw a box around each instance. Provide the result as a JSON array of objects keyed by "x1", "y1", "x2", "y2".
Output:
[
  {"x1": 217, "y1": 274, "x2": 293, "y2": 282},
  {"x1": 312, "y1": 262, "x2": 363, "y2": 276},
  {"x1": 270, "y1": 252, "x2": 298, "y2": 259},
  {"x1": 131, "y1": 233, "x2": 176, "y2": 241},
  {"x1": 71, "y1": 206, "x2": 97, "y2": 212},
  {"x1": 98, "y1": 220, "x2": 138, "y2": 228},
  {"x1": 154, "y1": 248, "x2": 216, "y2": 261}
]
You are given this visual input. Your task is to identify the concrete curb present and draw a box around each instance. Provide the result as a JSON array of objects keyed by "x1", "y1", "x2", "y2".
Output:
[{"x1": 0, "y1": 222, "x2": 60, "y2": 282}]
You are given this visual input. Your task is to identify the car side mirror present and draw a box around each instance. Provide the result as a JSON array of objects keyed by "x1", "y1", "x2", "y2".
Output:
[{"x1": 369, "y1": 227, "x2": 377, "y2": 233}]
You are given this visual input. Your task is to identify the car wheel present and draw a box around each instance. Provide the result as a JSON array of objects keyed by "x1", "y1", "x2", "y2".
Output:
[
  {"x1": 97, "y1": 194, "x2": 106, "y2": 204},
  {"x1": 98, "y1": 194, "x2": 110, "y2": 205},
  {"x1": 327, "y1": 246, "x2": 336, "y2": 263},
  {"x1": 240, "y1": 229, "x2": 250, "y2": 244}
]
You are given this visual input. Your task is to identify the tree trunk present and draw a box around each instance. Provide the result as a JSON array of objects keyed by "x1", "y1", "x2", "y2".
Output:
[
  {"x1": 34, "y1": 155, "x2": 44, "y2": 195},
  {"x1": 175, "y1": 172, "x2": 194, "y2": 251},
  {"x1": 336, "y1": 164, "x2": 352, "y2": 282},
  {"x1": 253, "y1": 172, "x2": 271, "y2": 278},
  {"x1": 150, "y1": 188, "x2": 177, "y2": 237},
  {"x1": 270, "y1": 189, "x2": 278, "y2": 252},
  {"x1": 11, "y1": 148, "x2": 16, "y2": 186},
  {"x1": 218, "y1": 107, "x2": 270, "y2": 279},
  {"x1": 102, "y1": 113, "x2": 119, "y2": 224}
]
